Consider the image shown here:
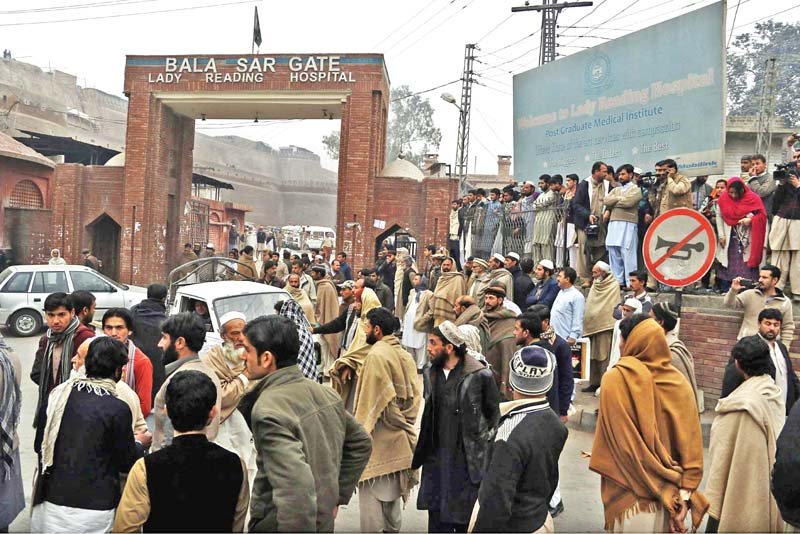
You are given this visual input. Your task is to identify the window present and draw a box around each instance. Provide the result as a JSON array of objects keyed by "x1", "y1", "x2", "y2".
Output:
[
  {"x1": 9, "y1": 180, "x2": 44, "y2": 209},
  {"x1": 1, "y1": 272, "x2": 32, "y2": 293},
  {"x1": 213, "y1": 293, "x2": 283, "y2": 324},
  {"x1": 70, "y1": 271, "x2": 114, "y2": 292},
  {"x1": 31, "y1": 272, "x2": 68, "y2": 293}
]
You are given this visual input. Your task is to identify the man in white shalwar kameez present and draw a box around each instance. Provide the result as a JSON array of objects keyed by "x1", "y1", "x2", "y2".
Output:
[
  {"x1": 199, "y1": 312, "x2": 257, "y2": 489},
  {"x1": 403, "y1": 273, "x2": 432, "y2": 370}
]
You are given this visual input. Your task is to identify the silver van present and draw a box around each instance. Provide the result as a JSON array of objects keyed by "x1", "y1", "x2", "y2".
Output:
[{"x1": 0, "y1": 265, "x2": 147, "y2": 336}]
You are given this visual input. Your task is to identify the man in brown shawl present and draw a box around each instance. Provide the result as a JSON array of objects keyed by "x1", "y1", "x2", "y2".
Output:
[
  {"x1": 311, "y1": 266, "x2": 340, "y2": 378},
  {"x1": 454, "y1": 295, "x2": 490, "y2": 355},
  {"x1": 353, "y1": 307, "x2": 422, "y2": 533},
  {"x1": 590, "y1": 315, "x2": 708, "y2": 533},
  {"x1": 651, "y1": 302, "x2": 701, "y2": 412},
  {"x1": 330, "y1": 288, "x2": 382, "y2": 413},
  {"x1": 483, "y1": 285, "x2": 518, "y2": 399},
  {"x1": 431, "y1": 257, "x2": 466, "y2": 328},
  {"x1": 468, "y1": 259, "x2": 492, "y2": 308},
  {"x1": 487, "y1": 254, "x2": 514, "y2": 302},
  {"x1": 286, "y1": 273, "x2": 316, "y2": 324},
  {"x1": 582, "y1": 261, "x2": 619, "y2": 393}
]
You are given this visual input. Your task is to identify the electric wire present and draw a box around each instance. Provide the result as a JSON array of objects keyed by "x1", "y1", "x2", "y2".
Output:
[{"x1": 0, "y1": 0, "x2": 257, "y2": 26}]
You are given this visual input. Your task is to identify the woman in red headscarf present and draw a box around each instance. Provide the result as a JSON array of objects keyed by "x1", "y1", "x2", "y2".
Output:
[{"x1": 714, "y1": 176, "x2": 767, "y2": 291}]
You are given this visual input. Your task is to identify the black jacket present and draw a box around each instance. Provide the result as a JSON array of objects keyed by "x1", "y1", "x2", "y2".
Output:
[
  {"x1": 144, "y1": 434, "x2": 243, "y2": 532},
  {"x1": 376, "y1": 258, "x2": 397, "y2": 292},
  {"x1": 720, "y1": 336, "x2": 799, "y2": 415},
  {"x1": 572, "y1": 179, "x2": 592, "y2": 229},
  {"x1": 38, "y1": 387, "x2": 138, "y2": 509},
  {"x1": 509, "y1": 266, "x2": 534, "y2": 310},
  {"x1": 412, "y1": 355, "x2": 500, "y2": 484},
  {"x1": 473, "y1": 399, "x2": 568, "y2": 533},
  {"x1": 773, "y1": 400, "x2": 800, "y2": 528},
  {"x1": 130, "y1": 298, "x2": 168, "y2": 402},
  {"x1": 315, "y1": 304, "x2": 358, "y2": 340}
]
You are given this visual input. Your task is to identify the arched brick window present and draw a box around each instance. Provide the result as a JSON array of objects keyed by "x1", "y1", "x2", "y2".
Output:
[{"x1": 9, "y1": 180, "x2": 44, "y2": 209}]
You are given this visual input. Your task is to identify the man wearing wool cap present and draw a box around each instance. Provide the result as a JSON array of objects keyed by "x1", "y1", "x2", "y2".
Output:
[
  {"x1": 469, "y1": 258, "x2": 492, "y2": 308},
  {"x1": 473, "y1": 345, "x2": 568, "y2": 533},
  {"x1": 199, "y1": 311, "x2": 258, "y2": 487}
]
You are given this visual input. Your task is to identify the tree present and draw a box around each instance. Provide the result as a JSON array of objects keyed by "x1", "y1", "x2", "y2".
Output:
[
  {"x1": 727, "y1": 20, "x2": 800, "y2": 126},
  {"x1": 321, "y1": 85, "x2": 442, "y2": 167}
]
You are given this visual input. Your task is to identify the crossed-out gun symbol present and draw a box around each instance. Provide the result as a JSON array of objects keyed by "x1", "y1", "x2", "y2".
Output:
[{"x1": 655, "y1": 236, "x2": 705, "y2": 260}]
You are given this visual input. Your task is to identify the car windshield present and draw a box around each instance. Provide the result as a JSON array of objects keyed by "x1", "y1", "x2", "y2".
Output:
[{"x1": 213, "y1": 292, "x2": 286, "y2": 323}]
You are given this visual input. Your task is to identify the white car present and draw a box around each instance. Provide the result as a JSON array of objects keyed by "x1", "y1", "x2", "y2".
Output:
[
  {"x1": 0, "y1": 265, "x2": 147, "y2": 336},
  {"x1": 169, "y1": 280, "x2": 290, "y2": 354}
]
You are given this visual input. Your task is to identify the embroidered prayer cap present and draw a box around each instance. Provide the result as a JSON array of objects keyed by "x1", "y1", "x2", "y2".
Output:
[
  {"x1": 438, "y1": 321, "x2": 466, "y2": 348},
  {"x1": 509, "y1": 345, "x2": 555, "y2": 396}
]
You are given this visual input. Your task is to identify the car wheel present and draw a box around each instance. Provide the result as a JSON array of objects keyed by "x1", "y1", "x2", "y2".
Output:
[{"x1": 9, "y1": 309, "x2": 43, "y2": 337}]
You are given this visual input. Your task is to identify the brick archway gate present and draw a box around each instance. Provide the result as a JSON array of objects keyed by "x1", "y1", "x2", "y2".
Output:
[{"x1": 122, "y1": 54, "x2": 389, "y2": 284}]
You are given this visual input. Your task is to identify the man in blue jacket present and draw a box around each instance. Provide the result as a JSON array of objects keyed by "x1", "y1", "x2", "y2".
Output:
[{"x1": 525, "y1": 260, "x2": 560, "y2": 310}]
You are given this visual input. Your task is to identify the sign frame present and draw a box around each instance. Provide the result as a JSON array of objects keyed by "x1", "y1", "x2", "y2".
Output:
[{"x1": 643, "y1": 207, "x2": 716, "y2": 287}]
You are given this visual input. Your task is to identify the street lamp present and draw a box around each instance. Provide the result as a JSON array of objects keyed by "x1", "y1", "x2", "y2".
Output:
[{"x1": 440, "y1": 92, "x2": 460, "y2": 110}]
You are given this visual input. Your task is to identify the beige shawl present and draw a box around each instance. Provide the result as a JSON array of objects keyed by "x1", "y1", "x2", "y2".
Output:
[
  {"x1": 706, "y1": 374, "x2": 785, "y2": 533},
  {"x1": 394, "y1": 248, "x2": 418, "y2": 319},
  {"x1": 666, "y1": 331, "x2": 701, "y2": 412},
  {"x1": 330, "y1": 288, "x2": 382, "y2": 401},
  {"x1": 353, "y1": 334, "x2": 422, "y2": 488},
  {"x1": 488, "y1": 268, "x2": 514, "y2": 302},
  {"x1": 432, "y1": 271, "x2": 466, "y2": 327},
  {"x1": 200, "y1": 344, "x2": 248, "y2": 422},
  {"x1": 315, "y1": 278, "x2": 341, "y2": 352},
  {"x1": 286, "y1": 285, "x2": 316, "y2": 324},
  {"x1": 583, "y1": 274, "x2": 619, "y2": 336}
]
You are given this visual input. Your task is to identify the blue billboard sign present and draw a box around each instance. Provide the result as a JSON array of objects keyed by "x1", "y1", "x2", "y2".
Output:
[{"x1": 513, "y1": 1, "x2": 725, "y2": 179}]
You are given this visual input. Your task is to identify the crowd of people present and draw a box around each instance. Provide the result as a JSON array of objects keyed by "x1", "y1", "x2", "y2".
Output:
[{"x1": 2, "y1": 144, "x2": 800, "y2": 533}]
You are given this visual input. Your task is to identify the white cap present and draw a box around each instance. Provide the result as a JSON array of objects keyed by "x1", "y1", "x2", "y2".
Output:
[
  {"x1": 505, "y1": 252, "x2": 521, "y2": 261},
  {"x1": 633, "y1": 167, "x2": 643, "y2": 175},
  {"x1": 595, "y1": 260, "x2": 611, "y2": 272},
  {"x1": 206, "y1": 243, "x2": 215, "y2": 249},
  {"x1": 492, "y1": 253, "x2": 506, "y2": 264},
  {"x1": 623, "y1": 298, "x2": 643, "y2": 313},
  {"x1": 523, "y1": 181, "x2": 536, "y2": 187},
  {"x1": 538, "y1": 259, "x2": 555, "y2": 271},
  {"x1": 219, "y1": 311, "x2": 246, "y2": 327}
]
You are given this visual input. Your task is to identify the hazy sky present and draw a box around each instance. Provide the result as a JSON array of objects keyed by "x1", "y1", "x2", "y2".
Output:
[{"x1": 2, "y1": 0, "x2": 798, "y2": 174}]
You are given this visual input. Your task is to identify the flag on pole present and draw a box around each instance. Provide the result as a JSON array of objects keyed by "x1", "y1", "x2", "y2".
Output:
[{"x1": 253, "y1": 6, "x2": 262, "y2": 48}]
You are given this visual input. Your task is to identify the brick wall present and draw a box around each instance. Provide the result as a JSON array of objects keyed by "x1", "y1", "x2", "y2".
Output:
[
  {"x1": 664, "y1": 295, "x2": 800, "y2": 408},
  {"x1": 4, "y1": 207, "x2": 52, "y2": 264},
  {"x1": 0, "y1": 157, "x2": 52, "y2": 250}
]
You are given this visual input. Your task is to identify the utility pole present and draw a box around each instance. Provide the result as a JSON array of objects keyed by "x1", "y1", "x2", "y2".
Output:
[
  {"x1": 755, "y1": 57, "x2": 778, "y2": 162},
  {"x1": 511, "y1": 0, "x2": 593, "y2": 66},
  {"x1": 454, "y1": 43, "x2": 476, "y2": 191}
]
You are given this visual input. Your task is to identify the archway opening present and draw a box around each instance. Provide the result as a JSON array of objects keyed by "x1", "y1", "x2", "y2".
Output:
[
  {"x1": 374, "y1": 224, "x2": 417, "y2": 261},
  {"x1": 87, "y1": 214, "x2": 121, "y2": 279}
]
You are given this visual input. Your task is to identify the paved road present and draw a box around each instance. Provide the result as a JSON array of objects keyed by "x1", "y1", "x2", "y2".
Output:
[{"x1": 7, "y1": 328, "x2": 605, "y2": 532}]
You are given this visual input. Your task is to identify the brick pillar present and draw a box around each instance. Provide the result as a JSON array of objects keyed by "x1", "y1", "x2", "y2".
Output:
[
  {"x1": 51, "y1": 164, "x2": 85, "y2": 263},
  {"x1": 121, "y1": 91, "x2": 194, "y2": 285},
  {"x1": 335, "y1": 90, "x2": 388, "y2": 271}
]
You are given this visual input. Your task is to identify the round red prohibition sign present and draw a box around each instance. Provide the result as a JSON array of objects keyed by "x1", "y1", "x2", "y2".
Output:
[{"x1": 643, "y1": 207, "x2": 716, "y2": 287}]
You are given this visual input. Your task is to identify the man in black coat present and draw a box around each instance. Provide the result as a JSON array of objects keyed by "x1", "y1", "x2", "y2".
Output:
[
  {"x1": 572, "y1": 162, "x2": 610, "y2": 287},
  {"x1": 720, "y1": 308, "x2": 799, "y2": 414},
  {"x1": 413, "y1": 322, "x2": 500, "y2": 533},
  {"x1": 505, "y1": 253, "x2": 534, "y2": 310},
  {"x1": 130, "y1": 284, "x2": 168, "y2": 401}
]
